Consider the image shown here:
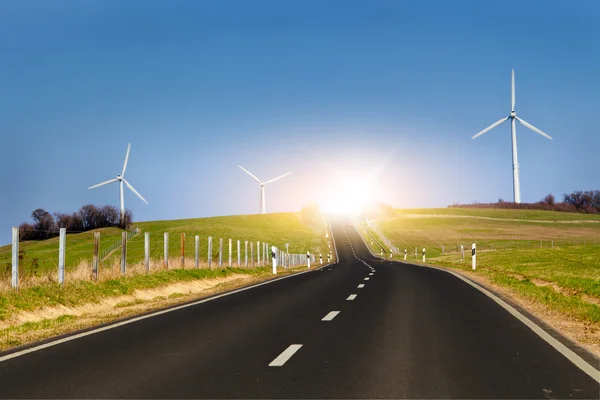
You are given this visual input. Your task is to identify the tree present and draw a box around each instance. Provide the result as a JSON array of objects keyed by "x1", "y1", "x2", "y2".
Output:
[
  {"x1": 542, "y1": 193, "x2": 555, "y2": 206},
  {"x1": 30, "y1": 208, "x2": 55, "y2": 239}
]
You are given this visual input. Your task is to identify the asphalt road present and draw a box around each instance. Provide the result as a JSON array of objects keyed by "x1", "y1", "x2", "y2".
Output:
[{"x1": 0, "y1": 220, "x2": 598, "y2": 398}]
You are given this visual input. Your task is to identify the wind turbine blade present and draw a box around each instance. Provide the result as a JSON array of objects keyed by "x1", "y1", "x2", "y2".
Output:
[
  {"x1": 511, "y1": 69, "x2": 515, "y2": 111},
  {"x1": 238, "y1": 165, "x2": 262, "y2": 183},
  {"x1": 122, "y1": 143, "x2": 131, "y2": 176},
  {"x1": 123, "y1": 179, "x2": 148, "y2": 204},
  {"x1": 516, "y1": 117, "x2": 553, "y2": 140},
  {"x1": 472, "y1": 117, "x2": 509, "y2": 139},
  {"x1": 264, "y1": 172, "x2": 291, "y2": 184},
  {"x1": 88, "y1": 178, "x2": 119, "y2": 189}
]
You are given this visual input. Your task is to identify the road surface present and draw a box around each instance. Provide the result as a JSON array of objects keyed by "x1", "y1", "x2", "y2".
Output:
[{"x1": 0, "y1": 220, "x2": 598, "y2": 398}]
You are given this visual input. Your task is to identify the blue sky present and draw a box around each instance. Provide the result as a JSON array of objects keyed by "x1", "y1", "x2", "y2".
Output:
[{"x1": 1, "y1": 0, "x2": 599, "y2": 243}]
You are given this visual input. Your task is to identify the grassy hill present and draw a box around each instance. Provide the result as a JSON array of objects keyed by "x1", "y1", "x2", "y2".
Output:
[
  {"x1": 1, "y1": 212, "x2": 329, "y2": 279},
  {"x1": 363, "y1": 207, "x2": 600, "y2": 328}
]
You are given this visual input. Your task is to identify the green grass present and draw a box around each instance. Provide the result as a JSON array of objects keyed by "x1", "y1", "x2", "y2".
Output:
[
  {"x1": 395, "y1": 207, "x2": 600, "y2": 221},
  {"x1": 0, "y1": 228, "x2": 125, "y2": 276},
  {"x1": 369, "y1": 208, "x2": 600, "y2": 324},
  {"x1": 0, "y1": 212, "x2": 329, "y2": 278}
]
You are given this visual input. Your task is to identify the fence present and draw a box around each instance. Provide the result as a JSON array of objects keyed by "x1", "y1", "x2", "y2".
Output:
[
  {"x1": 360, "y1": 221, "x2": 600, "y2": 261},
  {"x1": 5, "y1": 227, "x2": 325, "y2": 290}
]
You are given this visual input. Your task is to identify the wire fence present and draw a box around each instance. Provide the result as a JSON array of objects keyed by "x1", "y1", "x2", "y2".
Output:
[{"x1": 3, "y1": 226, "x2": 327, "y2": 291}]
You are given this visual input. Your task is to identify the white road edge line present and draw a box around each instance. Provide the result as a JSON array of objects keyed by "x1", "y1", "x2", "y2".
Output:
[
  {"x1": 0, "y1": 263, "x2": 332, "y2": 364},
  {"x1": 352, "y1": 222, "x2": 600, "y2": 384},
  {"x1": 357, "y1": 284, "x2": 365, "y2": 288},
  {"x1": 347, "y1": 294, "x2": 357, "y2": 300},
  {"x1": 321, "y1": 311, "x2": 340, "y2": 321},
  {"x1": 269, "y1": 344, "x2": 303, "y2": 367}
]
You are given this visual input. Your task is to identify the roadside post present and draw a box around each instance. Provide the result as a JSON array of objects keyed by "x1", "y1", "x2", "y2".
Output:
[
  {"x1": 11, "y1": 227, "x2": 19, "y2": 289},
  {"x1": 461, "y1": 244, "x2": 464, "y2": 261},
  {"x1": 164, "y1": 232, "x2": 169, "y2": 268},
  {"x1": 120, "y1": 231, "x2": 126, "y2": 276},
  {"x1": 207, "y1": 236, "x2": 213, "y2": 269},
  {"x1": 145, "y1": 232, "x2": 151, "y2": 273},
  {"x1": 404, "y1": 248, "x2": 407, "y2": 261},
  {"x1": 194, "y1": 235, "x2": 199, "y2": 269},
  {"x1": 271, "y1": 246, "x2": 277, "y2": 274},
  {"x1": 94, "y1": 232, "x2": 101, "y2": 280},
  {"x1": 307, "y1": 251, "x2": 311, "y2": 268},
  {"x1": 422, "y1": 248, "x2": 426, "y2": 263},
  {"x1": 58, "y1": 228, "x2": 66, "y2": 284},
  {"x1": 472, "y1": 243, "x2": 477, "y2": 270},
  {"x1": 320, "y1": 253, "x2": 323, "y2": 264}
]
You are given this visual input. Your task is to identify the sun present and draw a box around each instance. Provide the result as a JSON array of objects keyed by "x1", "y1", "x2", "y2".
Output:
[{"x1": 317, "y1": 176, "x2": 373, "y2": 215}]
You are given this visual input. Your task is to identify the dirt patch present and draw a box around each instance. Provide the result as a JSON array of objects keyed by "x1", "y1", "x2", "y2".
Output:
[{"x1": 453, "y1": 269, "x2": 600, "y2": 357}]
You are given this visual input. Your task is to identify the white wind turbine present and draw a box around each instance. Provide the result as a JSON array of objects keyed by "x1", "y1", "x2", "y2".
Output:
[
  {"x1": 472, "y1": 69, "x2": 553, "y2": 203},
  {"x1": 88, "y1": 143, "x2": 148, "y2": 222},
  {"x1": 238, "y1": 165, "x2": 291, "y2": 214}
]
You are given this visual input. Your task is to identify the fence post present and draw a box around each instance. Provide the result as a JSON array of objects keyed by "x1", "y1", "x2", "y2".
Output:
[
  {"x1": 237, "y1": 240, "x2": 241, "y2": 266},
  {"x1": 93, "y1": 232, "x2": 100, "y2": 281},
  {"x1": 250, "y1": 241, "x2": 254, "y2": 267},
  {"x1": 195, "y1": 235, "x2": 200, "y2": 269},
  {"x1": 208, "y1": 236, "x2": 213, "y2": 269},
  {"x1": 12, "y1": 227, "x2": 19, "y2": 290},
  {"x1": 472, "y1": 243, "x2": 477, "y2": 270},
  {"x1": 286, "y1": 243, "x2": 289, "y2": 268},
  {"x1": 121, "y1": 231, "x2": 127, "y2": 275},
  {"x1": 57, "y1": 228, "x2": 66, "y2": 285},
  {"x1": 145, "y1": 232, "x2": 150, "y2": 274},
  {"x1": 181, "y1": 233, "x2": 186, "y2": 268},
  {"x1": 257, "y1": 241, "x2": 261, "y2": 267},
  {"x1": 229, "y1": 238, "x2": 232, "y2": 267},
  {"x1": 164, "y1": 232, "x2": 169, "y2": 269},
  {"x1": 219, "y1": 238, "x2": 223, "y2": 267},
  {"x1": 245, "y1": 240, "x2": 248, "y2": 267}
]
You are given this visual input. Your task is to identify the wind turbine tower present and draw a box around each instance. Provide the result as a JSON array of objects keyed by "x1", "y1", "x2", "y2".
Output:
[
  {"x1": 238, "y1": 165, "x2": 291, "y2": 214},
  {"x1": 472, "y1": 69, "x2": 553, "y2": 203},
  {"x1": 89, "y1": 143, "x2": 148, "y2": 223}
]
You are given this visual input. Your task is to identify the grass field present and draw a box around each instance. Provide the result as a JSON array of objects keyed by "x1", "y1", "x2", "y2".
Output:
[
  {"x1": 0, "y1": 212, "x2": 330, "y2": 348},
  {"x1": 0, "y1": 212, "x2": 329, "y2": 281},
  {"x1": 364, "y1": 208, "x2": 600, "y2": 327}
]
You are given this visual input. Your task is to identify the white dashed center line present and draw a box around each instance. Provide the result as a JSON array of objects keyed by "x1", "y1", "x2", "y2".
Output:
[
  {"x1": 364, "y1": 277, "x2": 370, "y2": 281},
  {"x1": 357, "y1": 284, "x2": 365, "y2": 288},
  {"x1": 269, "y1": 344, "x2": 303, "y2": 367},
  {"x1": 369, "y1": 273, "x2": 374, "y2": 276},
  {"x1": 321, "y1": 311, "x2": 340, "y2": 321},
  {"x1": 347, "y1": 294, "x2": 357, "y2": 300}
]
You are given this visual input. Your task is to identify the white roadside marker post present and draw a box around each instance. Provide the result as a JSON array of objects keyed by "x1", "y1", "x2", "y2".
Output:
[
  {"x1": 389, "y1": 250, "x2": 393, "y2": 259},
  {"x1": 12, "y1": 227, "x2": 18, "y2": 290},
  {"x1": 404, "y1": 248, "x2": 407, "y2": 261},
  {"x1": 307, "y1": 251, "x2": 310, "y2": 268},
  {"x1": 286, "y1": 243, "x2": 289, "y2": 268},
  {"x1": 250, "y1": 241, "x2": 254, "y2": 267},
  {"x1": 58, "y1": 228, "x2": 66, "y2": 285},
  {"x1": 461, "y1": 244, "x2": 464, "y2": 261},
  {"x1": 422, "y1": 248, "x2": 426, "y2": 263},
  {"x1": 245, "y1": 240, "x2": 248, "y2": 267},
  {"x1": 271, "y1": 246, "x2": 277, "y2": 274},
  {"x1": 320, "y1": 253, "x2": 322, "y2": 265},
  {"x1": 237, "y1": 240, "x2": 241, "y2": 266},
  {"x1": 472, "y1": 243, "x2": 477, "y2": 270}
]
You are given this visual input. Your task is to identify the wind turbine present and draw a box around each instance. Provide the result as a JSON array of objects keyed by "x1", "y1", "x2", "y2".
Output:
[
  {"x1": 238, "y1": 165, "x2": 291, "y2": 214},
  {"x1": 472, "y1": 69, "x2": 552, "y2": 203},
  {"x1": 89, "y1": 143, "x2": 148, "y2": 223}
]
